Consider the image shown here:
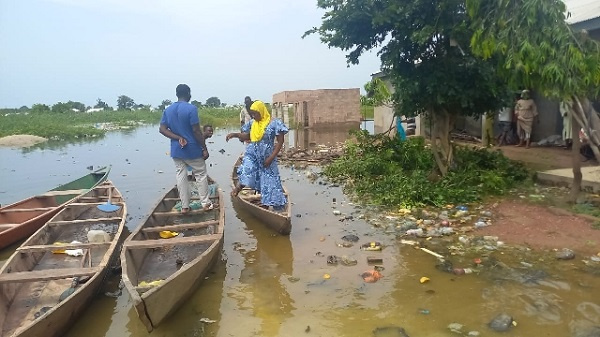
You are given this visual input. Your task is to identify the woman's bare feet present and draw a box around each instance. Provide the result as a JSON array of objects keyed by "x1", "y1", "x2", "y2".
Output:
[{"x1": 231, "y1": 185, "x2": 242, "y2": 197}]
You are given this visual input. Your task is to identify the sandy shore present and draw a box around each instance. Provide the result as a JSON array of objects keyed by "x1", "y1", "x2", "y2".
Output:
[{"x1": 0, "y1": 135, "x2": 48, "y2": 148}]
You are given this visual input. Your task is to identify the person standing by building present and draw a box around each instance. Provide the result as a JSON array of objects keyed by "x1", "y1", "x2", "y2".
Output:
[
  {"x1": 515, "y1": 89, "x2": 538, "y2": 148},
  {"x1": 560, "y1": 100, "x2": 573, "y2": 150},
  {"x1": 496, "y1": 106, "x2": 515, "y2": 146},
  {"x1": 159, "y1": 84, "x2": 213, "y2": 213},
  {"x1": 240, "y1": 96, "x2": 253, "y2": 128}
]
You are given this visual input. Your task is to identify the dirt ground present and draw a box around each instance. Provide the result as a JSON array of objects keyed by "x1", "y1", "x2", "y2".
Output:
[
  {"x1": 0, "y1": 135, "x2": 47, "y2": 148},
  {"x1": 478, "y1": 200, "x2": 600, "y2": 256},
  {"x1": 453, "y1": 141, "x2": 600, "y2": 256}
]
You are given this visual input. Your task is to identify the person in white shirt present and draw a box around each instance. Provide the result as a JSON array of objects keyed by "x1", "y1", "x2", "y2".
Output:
[{"x1": 496, "y1": 106, "x2": 515, "y2": 146}]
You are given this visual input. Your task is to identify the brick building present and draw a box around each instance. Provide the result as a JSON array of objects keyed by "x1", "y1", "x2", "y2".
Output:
[{"x1": 272, "y1": 89, "x2": 360, "y2": 128}]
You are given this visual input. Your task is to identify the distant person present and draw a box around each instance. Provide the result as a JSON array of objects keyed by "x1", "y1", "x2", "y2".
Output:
[
  {"x1": 240, "y1": 96, "x2": 253, "y2": 128},
  {"x1": 559, "y1": 100, "x2": 573, "y2": 150},
  {"x1": 203, "y1": 124, "x2": 214, "y2": 140},
  {"x1": 226, "y1": 100, "x2": 288, "y2": 210},
  {"x1": 496, "y1": 106, "x2": 516, "y2": 146},
  {"x1": 580, "y1": 128, "x2": 595, "y2": 162},
  {"x1": 159, "y1": 84, "x2": 213, "y2": 213},
  {"x1": 515, "y1": 89, "x2": 538, "y2": 148}
]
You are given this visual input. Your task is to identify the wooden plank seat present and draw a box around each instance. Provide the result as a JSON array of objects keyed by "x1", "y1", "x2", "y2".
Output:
[
  {"x1": 152, "y1": 206, "x2": 219, "y2": 217},
  {"x1": 0, "y1": 267, "x2": 99, "y2": 283},
  {"x1": 40, "y1": 189, "x2": 87, "y2": 197},
  {"x1": 141, "y1": 220, "x2": 219, "y2": 233},
  {"x1": 67, "y1": 202, "x2": 125, "y2": 207},
  {"x1": 124, "y1": 234, "x2": 221, "y2": 249},
  {"x1": 17, "y1": 242, "x2": 111, "y2": 252},
  {"x1": 162, "y1": 195, "x2": 219, "y2": 202},
  {"x1": 78, "y1": 196, "x2": 109, "y2": 200},
  {"x1": 0, "y1": 207, "x2": 57, "y2": 213},
  {"x1": 48, "y1": 217, "x2": 122, "y2": 225}
]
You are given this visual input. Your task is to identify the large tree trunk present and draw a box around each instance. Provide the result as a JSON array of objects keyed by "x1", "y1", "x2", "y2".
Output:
[
  {"x1": 570, "y1": 115, "x2": 582, "y2": 202},
  {"x1": 430, "y1": 109, "x2": 454, "y2": 176},
  {"x1": 568, "y1": 96, "x2": 600, "y2": 202}
]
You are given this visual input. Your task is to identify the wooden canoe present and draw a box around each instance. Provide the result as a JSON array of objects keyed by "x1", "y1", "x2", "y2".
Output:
[
  {"x1": 0, "y1": 180, "x2": 126, "y2": 337},
  {"x1": 232, "y1": 155, "x2": 292, "y2": 235},
  {"x1": 0, "y1": 166, "x2": 110, "y2": 249},
  {"x1": 121, "y1": 177, "x2": 224, "y2": 332}
]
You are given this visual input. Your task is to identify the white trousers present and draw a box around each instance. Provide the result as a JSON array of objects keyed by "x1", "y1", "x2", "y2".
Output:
[{"x1": 173, "y1": 158, "x2": 211, "y2": 209}]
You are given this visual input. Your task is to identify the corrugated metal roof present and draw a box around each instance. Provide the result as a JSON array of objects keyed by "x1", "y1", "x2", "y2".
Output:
[{"x1": 564, "y1": 0, "x2": 600, "y2": 25}]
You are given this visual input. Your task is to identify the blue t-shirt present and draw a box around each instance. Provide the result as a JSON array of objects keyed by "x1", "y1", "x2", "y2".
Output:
[{"x1": 160, "y1": 101, "x2": 203, "y2": 159}]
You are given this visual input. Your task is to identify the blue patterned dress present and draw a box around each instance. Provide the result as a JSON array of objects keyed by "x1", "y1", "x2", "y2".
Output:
[{"x1": 237, "y1": 119, "x2": 289, "y2": 206}]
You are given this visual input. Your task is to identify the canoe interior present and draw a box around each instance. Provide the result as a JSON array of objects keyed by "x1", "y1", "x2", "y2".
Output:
[
  {"x1": 48, "y1": 167, "x2": 110, "y2": 205},
  {"x1": 126, "y1": 180, "x2": 221, "y2": 291},
  {"x1": 0, "y1": 167, "x2": 110, "y2": 239},
  {"x1": 124, "y1": 240, "x2": 216, "y2": 293},
  {"x1": 0, "y1": 181, "x2": 124, "y2": 337},
  {"x1": 0, "y1": 197, "x2": 58, "y2": 230}
]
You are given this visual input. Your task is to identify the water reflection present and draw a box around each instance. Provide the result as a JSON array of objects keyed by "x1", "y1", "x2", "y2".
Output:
[
  {"x1": 230, "y1": 196, "x2": 295, "y2": 337},
  {"x1": 285, "y1": 120, "x2": 373, "y2": 150}
]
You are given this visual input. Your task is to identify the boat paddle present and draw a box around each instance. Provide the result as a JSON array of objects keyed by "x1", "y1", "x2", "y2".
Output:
[{"x1": 97, "y1": 185, "x2": 121, "y2": 212}]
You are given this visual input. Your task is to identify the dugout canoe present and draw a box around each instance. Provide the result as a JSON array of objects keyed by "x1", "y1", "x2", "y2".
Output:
[
  {"x1": 121, "y1": 177, "x2": 224, "y2": 332},
  {"x1": 0, "y1": 166, "x2": 110, "y2": 250},
  {"x1": 0, "y1": 180, "x2": 126, "y2": 337},
  {"x1": 231, "y1": 155, "x2": 291, "y2": 235}
]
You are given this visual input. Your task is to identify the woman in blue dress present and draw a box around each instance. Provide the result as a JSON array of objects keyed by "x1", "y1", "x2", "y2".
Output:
[{"x1": 226, "y1": 100, "x2": 289, "y2": 208}]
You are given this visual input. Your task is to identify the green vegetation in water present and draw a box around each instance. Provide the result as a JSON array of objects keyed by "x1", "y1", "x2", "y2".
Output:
[
  {"x1": 323, "y1": 130, "x2": 530, "y2": 208},
  {"x1": 0, "y1": 107, "x2": 240, "y2": 141}
]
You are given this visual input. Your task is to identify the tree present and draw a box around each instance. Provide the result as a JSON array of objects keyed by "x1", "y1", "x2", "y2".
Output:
[
  {"x1": 221, "y1": 103, "x2": 227, "y2": 108},
  {"x1": 305, "y1": 0, "x2": 512, "y2": 175},
  {"x1": 117, "y1": 95, "x2": 135, "y2": 110},
  {"x1": 31, "y1": 103, "x2": 50, "y2": 114},
  {"x1": 94, "y1": 98, "x2": 110, "y2": 110},
  {"x1": 191, "y1": 100, "x2": 202, "y2": 109},
  {"x1": 51, "y1": 102, "x2": 70, "y2": 113},
  {"x1": 18, "y1": 105, "x2": 29, "y2": 111},
  {"x1": 67, "y1": 101, "x2": 86, "y2": 112},
  {"x1": 466, "y1": 0, "x2": 600, "y2": 201},
  {"x1": 158, "y1": 99, "x2": 172, "y2": 111},
  {"x1": 205, "y1": 96, "x2": 221, "y2": 108}
]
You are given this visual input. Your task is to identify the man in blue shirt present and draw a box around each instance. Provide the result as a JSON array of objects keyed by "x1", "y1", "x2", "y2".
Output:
[{"x1": 159, "y1": 84, "x2": 213, "y2": 213}]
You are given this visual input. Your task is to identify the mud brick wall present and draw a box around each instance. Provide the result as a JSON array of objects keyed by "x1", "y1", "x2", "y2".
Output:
[{"x1": 272, "y1": 89, "x2": 360, "y2": 127}]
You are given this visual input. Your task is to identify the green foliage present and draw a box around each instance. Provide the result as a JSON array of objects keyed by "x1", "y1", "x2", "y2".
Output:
[
  {"x1": 323, "y1": 131, "x2": 529, "y2": 207},
  {"x1": 0, "y1": 107, "x2": 240, "y2": 141},
  {"x1": 158, "y1": 99, "x2": 172, "y2": 111},
  {"x1": 360, "y1": 104, "x2": 374, "y2": 119},
  {"x1": 205, "y1": 96, "x2": 221, "y2": 108},
  {"x1": 305, "y1": 0, "x2": 513, "y2": 118},
  {"x1": 117, "y1": 95, "x2": 135, "y2": 110},
  {"x1": 466, "y1": 0, "x2": 600, "y2": 100},
  {"x1": 363, "y1": 78, "x2": 391, "y2": 107},
  {"x1": 191, "y1": 100, "x2": 202, "y2": 109},
  {"x1": 94, "y1": 98, "x2": 110, "y2": 110}
]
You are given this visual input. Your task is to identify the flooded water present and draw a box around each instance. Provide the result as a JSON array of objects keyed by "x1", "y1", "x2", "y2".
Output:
[{"x1": 1, "y1": 122, "x2": 599, "y2": 337}]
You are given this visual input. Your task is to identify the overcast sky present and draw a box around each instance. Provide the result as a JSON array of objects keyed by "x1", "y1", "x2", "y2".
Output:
[{"x1": 0, "y1": 0, "x2": 382, "y2": 108}]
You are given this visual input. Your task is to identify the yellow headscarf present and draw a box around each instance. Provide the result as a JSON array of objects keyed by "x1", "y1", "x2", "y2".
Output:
[{"x1": 249, "y1": 100, "x2": 271, "y2": 142}]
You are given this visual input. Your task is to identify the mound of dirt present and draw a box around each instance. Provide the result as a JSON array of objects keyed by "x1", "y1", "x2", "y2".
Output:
[{"x1": 0, "y1": 135, "x2": 47, "y2": 148}]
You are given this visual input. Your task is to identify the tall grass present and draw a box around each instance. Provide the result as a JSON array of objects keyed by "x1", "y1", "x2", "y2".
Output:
[{"x1": 0, "y1": 108, "x2": 240, "y2": 140}]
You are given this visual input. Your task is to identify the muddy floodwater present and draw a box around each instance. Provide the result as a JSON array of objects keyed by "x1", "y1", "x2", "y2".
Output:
[{"x1": 1, "y1": 123, "x2": 599, "y2": 337}]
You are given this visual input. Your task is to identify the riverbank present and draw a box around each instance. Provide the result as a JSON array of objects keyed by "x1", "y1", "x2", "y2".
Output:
[
  {"x1": 0, "y1": 108, "x2": 239, "y2": 141},
  {"x1": 0, "y1": 134, "x2": 48, "y2": 148}
]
